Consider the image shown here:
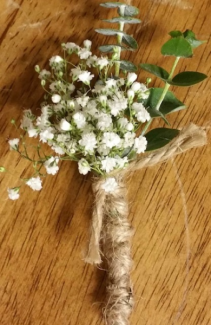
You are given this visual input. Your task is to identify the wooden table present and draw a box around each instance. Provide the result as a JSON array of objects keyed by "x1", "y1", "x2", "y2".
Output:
[{"x1": 0, "y1": 0, "x2": 210, "y2": 324}]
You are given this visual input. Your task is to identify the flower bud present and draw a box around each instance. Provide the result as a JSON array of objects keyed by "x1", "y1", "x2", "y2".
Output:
[
  {"x1": 83, "y1": 39, "x2": 92, "y2": 49},
  {"x1": 127, "y1": 72, "x2": 137, "y2": 85},
  {"x1": 51, "y1": 94, "x2": 61, "y2": 103},
  {"x1": 127, "y1": 89, "x2": 135, "y2": 100},
  {"x1": 131, "y1": 82, "x2": 141, "y2": 92},
  {"x1": 59, "y1": 119, "x2": 71, "y2": 131}
]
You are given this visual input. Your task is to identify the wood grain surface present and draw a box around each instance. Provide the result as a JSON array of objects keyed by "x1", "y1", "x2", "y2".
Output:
[{"x1": 0, "y1": 0, "x2": 210, "y2": 324}]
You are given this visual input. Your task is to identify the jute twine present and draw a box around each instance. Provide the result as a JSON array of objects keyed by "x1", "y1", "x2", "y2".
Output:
[{"x1": 84, "y1": 123, "x2": 207, "y2": 325}]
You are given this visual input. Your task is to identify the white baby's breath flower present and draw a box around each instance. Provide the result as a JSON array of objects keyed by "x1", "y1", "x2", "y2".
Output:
[
  {"x1": 102, "y1": 132, "x2": 121, "y2": 148},
  {"x1": 28, "y1": 128, "x2": 38, "y2": 138},
  {"x1": 59, "y1": 119, "x2": 71, "y2": 131},
  {"x1": 73, "y1": 112, "x2": 87, "y2": 129},
  {"x1": 39, "y1": 128, "x2": 54, "y2": 143},
  {"x1": 131, "y1": 82, "x2": 141, "y2": 92},
  {"x1": 96, "y1": 57, "x2": 109, "y2": 69},
  {"x1": 127, "y1": 89, "x2": 135, "y2": 99},
  {"x1": 7, "y1": 188, "x2": 20, "y2": 200},
  {"x1": 8, "y1": 138, "x2": 19, "y2": 150},
  {"x1": 97, "y1": 113, "x2": 112, "y2": 131},
  {"x1": 39, "y1": 69, "x2": 51, "y2": 79},
  {"x1": 78, "y1": 48, "x2": 92, "y2": 59},
  {"x1": 101, "y1": 157, "x2": 117, "y2": 173},
  {"x1": 51, "y1": 144, "x2": 65, "y2": 155},
  {"x1": 49, "y1": 56, "x2": 63, "y2": 65},
  {"x1": 101, "y1": 177, "x2": 118, "y2": 193},
  {"x1": 76, "y1": 96, "x2": 89, "y2": 107},
  {"x1": 123, "y1": 132, "x2": 135, "y2": 148},
  {"x1": 78, "y1": 158, "x2": 91, "y2": 175},
  {"x1": 79, "y1": 132, "x2": 97, "y2": 152},
  {"x1": 78, "y1": 71, "x2": 94, "y2": 84},
  {"x1": 51, "y1": 94, "x2": 61, "y2": 103},
  {"x1": 83, "y1": 39, "x2": 92, "y2": 49},
  {"x1": 127, "y1": 72, "x2": 137, "y2": 84},
  {"x1": 44, "y1": 156, "x2": 59, "y2": 175},
  {"x1": 134, "y1": 136, "x2": 147, "y2": 153},
  {"x1": 26, "y1": 176, "x2": 42, "y2": 191},
  {"x1": 64, "y1": 42, "x2": 80, "y2": 52},
  {"x1": 108, "y1": 97, "x2": 128, "y2": 116}
]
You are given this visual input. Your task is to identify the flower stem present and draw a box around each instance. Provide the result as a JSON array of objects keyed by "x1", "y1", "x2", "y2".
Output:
[
  {"x1": 141, "y1": 57, "x2": 180, "y2": 135},
  {"x1": 114, "y1": 6, "x2": 125, "y2": 78}
]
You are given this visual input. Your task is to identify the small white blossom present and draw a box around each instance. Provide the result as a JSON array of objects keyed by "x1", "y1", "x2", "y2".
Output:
[
  {"x1": 131, "y1": 82, "x2": 141, "y2": 92},
  {"x1": 101, "y1": 177, "x2": 118, "y2": 193},
  {"x1": 64, "y1": 42, "x2": 80, "y2": 52},
  {"x1": 127, "y1": 89, "x2": 135, "y2": 99},
  {"x1": 78, "y1": 48, "x2": 92, "y2": 59},
  {"x1": 28, "y1": 128, "x2": 38, "y2": 138},
  {"x1": 83, "y1": 39, "x2": 92, "y2": 49},
  {"x1": 76, "y1": 96, "x2": 89, "y2": 107},
  {"x1": 78, "y1": 158, "x2": 91, "y2": 175},
  {"x1": 73, "y1": 112, "x2": 87, "y2": 129},
  {"x1": 26, "y1": 176, "x2": 42, "y2": 191},
  {"x1": 132, "y1": 103, "x2": 151, "y2": 122},
  {"x1": 108, "y1": 97, "x2": 128, "y2": 116},
  {"x1": 59, "y1": 119, "x2": 71, "y2": 131},
  {"x1": 123, "y1": 132, "x2": 135, "y2": 148},
  {"x1": 44, "y1": 156, "x2": 59, "y2": 175},
  {"x1": 39, "y1": 128, "x2": 54, "y2": 143},
  {"x1": 78, "y1": 71, "x2": 94, "y2": 84},
  {"x1": 127, "y1": 72, "x2": 137, "y2": 84},
  {"x1": 114, "y1": 156, "x2": 128, "y2": 168},
  {"x1": 39, "y1": 69, "x2": 51, "y2": 79},
  {"x1": 96, "y1": 57, "x2": 109, "y2": 69},
  {"x1": 49, "y1": 56, "x2": 63, "y2": 65},
  {"x1": 51, "y1": 94, "x2": 61, "y2": 103},
  {"x1": 79, "y1": 132, "x2": 97, "y2": 152},
  {"x1": 102, "y1": 132, "x2": 121, "y2": 148},
  {"x1": 8, "y1": 188, "x2": 20, "y2": 200},
  {"x1": 71, "y1": 67, "x2": 82, "y2": 79},
  {"x1": 134, "y1": 136, "x2": 147, "y2": 153},
  {"x1": 8, "y1": 138, "x2": 19, "y2": 150},
  {"x1": 51, "y1": 144, "x2": 65, "y2": 155},
  {"x1": 97, "y1": 113, "x2": 112, "y2": 131},
  {"x1": 101, "y1": 157, "x2": 117, "y2": 173}
]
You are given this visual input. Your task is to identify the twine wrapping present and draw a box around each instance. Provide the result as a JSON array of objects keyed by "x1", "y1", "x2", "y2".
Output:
[{"x1": 85, "y1": 123, "x2": 207, "y2": 325}]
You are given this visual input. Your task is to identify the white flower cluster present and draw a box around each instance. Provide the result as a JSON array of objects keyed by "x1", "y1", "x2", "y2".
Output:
[{"x1": 8, "y1": 40, "x2": 151, "y2": 198}]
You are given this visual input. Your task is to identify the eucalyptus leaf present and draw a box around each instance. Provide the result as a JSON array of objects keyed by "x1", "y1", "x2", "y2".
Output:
[
  {"x1": 161, "y1": 37, "x2": 193, "y2": 57},
  {"x1": 103, "y1": 17, "x2": 141, "y2": 24},
  {"x1": 122, "y1": 33, "x2": 138, "y2": 49},
  {"x1": 100, "y1": 2, "x2": 126, "y2": 8},
  {"x1": 168, "y1": 71, "x2": 207, "y2": 86},
  {"x1": 95, "y1": 29, "x2": 138, "y2": 49},
  {"x1": 140, "y1": 63, "x2": 169, "y2": 80},
  {"x1": 119, "y1": 60, "x2": 137, "y2": 72},
  {"x1": 183, "y1": 29, "x2": 206, "y2": 49},
  {"x1": 145, "y1": 128, "x2": 180, "y2": 151},
  {"x1": 144, "y1": 88, "x2": 186, "y2": 115},
  {"x1": 118, "y1": 5, "x2": 139, "y2": 17},
  {"x1": 95, "y1": 28, "x2": 120, "y2": 36},
  {"x1": 99, "y1": 44, "x2": 133, "y2": 53}
]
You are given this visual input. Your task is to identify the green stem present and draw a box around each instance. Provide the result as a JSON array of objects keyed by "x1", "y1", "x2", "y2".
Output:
[
  {"x1": 114, "y1": 6, "x2": 125, "y2": 77},
  {"x1": 141, "y1": 57, "x2": 180, "y2": 135}
]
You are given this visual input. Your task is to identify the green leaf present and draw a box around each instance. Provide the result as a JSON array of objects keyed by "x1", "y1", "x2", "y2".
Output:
[
  {"x1": 100, "y1": 2, "x2": 126, "y2": 8},
  {"x1": 95, "y1": 29, "x2": 138, "y2": 49},
  {"x1": 98, "y1": 44, "x2": 133, "y2": 53},
  {"x1": 144, "y1": 88, "x2": 186, "y2": 115},
  {"x1": 118, "y1": 5, "x2": 139, "y2": 17},
  {"x1": 122, "y1": 33, "x2": 138, "y2": 49},
  {"x1": 119, "y1": 60, "x2": 137, "y2": 72},
  {"x1": 147, "y1": 108, "x2": 170, "y2": 125},
  {"x1": 168, "y1": 71, "x2": 207, "y2": 86},
  {"x1": 140, "y1": 63, "x2": 169, "y2": 80},
  {"x1": 145, "y1": 128, "x2": 180, "y2": 151},
  {"x1": 161, "y1": 37, "x2": 193, "y2": 57},
  {"x1": 103, "y1": 17, "x2": 141, "y2": 24},
  {"x1": 95, "y1": 28, "x2": 120, "y2": 36},
  {"x1": 183, "y1": 30, "x2": 206, "y2": 49},
  {"x1": 169, "y1": 30, "x2": 183, "y2": 38}
]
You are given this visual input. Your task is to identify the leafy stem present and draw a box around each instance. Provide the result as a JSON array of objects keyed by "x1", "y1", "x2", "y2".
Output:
[
  {"x1": 114, "y1": 6, "x2": 125, "y2": 77},
  {"x1": 141, "y1": 57, "x2": 180, "y2": 135}
]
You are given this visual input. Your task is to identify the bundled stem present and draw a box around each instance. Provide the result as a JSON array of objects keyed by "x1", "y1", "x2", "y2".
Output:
[{"x1": 103, "y1": 177, "x2": 134, "y2": 325}]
